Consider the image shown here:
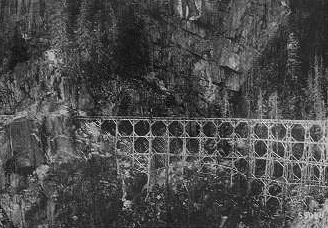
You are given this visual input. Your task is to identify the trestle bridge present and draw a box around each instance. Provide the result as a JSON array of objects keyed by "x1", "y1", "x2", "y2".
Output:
[{"x1": 77, "y1": 116, "x2": 328, "y2": 209}]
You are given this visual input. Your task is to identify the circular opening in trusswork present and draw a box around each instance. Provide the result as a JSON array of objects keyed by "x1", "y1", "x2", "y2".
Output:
[
  {"x1": 268, "y1": 183, "x2": 282, "y2": 196},
  {"x1": 235, "y1": 122, "x2": 249, "y2": 138},
  {"x1": 152, "y1": 137, "x2": 167, "y2": 154},
  {"x1": 186, "y1": 121, "x2": 201, "y2": 137},
  {"x1": 235, "y1": 140, "x2": 248, "y2": 156},
  {"x1": 101, "y1": 120, "x2": 116, "y2": 136},
  {"x1": 255, "y1": 141, "x2": 267, "y2": 157},
  {"x1": 152, "y1": 121, "x2": 167, "y2": 136},
  {"x1": 234, "y1": 158, "x2": 249, "y2": 174},
  {"x1": 154, "y1": 154, "x2": 166, "y2": 169},
  {"x1": 273, "y1": 162, "x2": 284, "y2": 179},
  {"x1": 255, "y1": 159, "x2": 266, "y2": 177},
  {"x1": 291, "y1": 124, "x2": 305, "y2": 142},
  {"x1": 292, "y1": 143, "x2": 303, "y2": 160},
  {"x1": 204, "y1": 139, "x2": 216, "y2": 154},
  {"x1": 116, "y1": 137, "x2": 133, "y2": 154},
  {"x1": 203, "y1": 121, "x2": 217, "y2": 137},
  {"x1": 272, "y1": 142, "x2": 285, "y2": 158},
  {"x1": 250, "y1": 179, "x2": 265, "y2": 196},
  {"x1": 266, "y1": 197, "x2": 281, "y2": 214},
  {"x1": 135, "y1": 121, "x2": 150, "y2": 136},
  {"x1": 134, "y1": 138, "x2": 149, "y2": 153},
  {"x1": 312, "y1": 166, "x2": 320, "y2": 180},
  {"x1": 217, "y1": 140, "x2": 232, "y2": 157},
  {"x1": 310, "y1": 125, "x2": 323, "y2": 142},
  {"x1": 254, "y1": 124, "x2": 268, "y2": 139},
  {"x1": 118, "y1": 120, "x2": 133, "y2": 136},
  {"x1": 169, "y1": 138, "x2": 183, "y2": 154},
  {"x1": 311, "y1": 145, "x2": 322, "y2": 162},
  {"x1": 169, "y1": 121, "x2": 184, "y2": 137},
  {"x1": 271, "y1": 124, "x2": 286, "y2": 140},
  {"x1": 293, "y1": 164, "x2": 302, "y2": 179},
  {"x1": 218, "y1": 122, "x2": 233, "y2": 138},
  {"x1": 187, "y1": 139, "x2": 200, "y2": 154}
]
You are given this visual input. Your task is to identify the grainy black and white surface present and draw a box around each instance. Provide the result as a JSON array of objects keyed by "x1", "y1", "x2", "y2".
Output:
[{"x1": 1, "y1": 0, "x2": 328, "y2": 227}]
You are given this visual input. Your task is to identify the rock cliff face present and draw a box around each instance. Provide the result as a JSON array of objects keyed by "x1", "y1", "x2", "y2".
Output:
[
  {"x1": 0, "y1": 0, "x2": 328, "y2": 227},
  {"x1": 165, "y1": 0, "x2": 289, "y2": 116},
  {"x1": 0, "y1": 106, "x2": 72, "y2": 227},
  {"x1": 0, "y1": 105, "x2": 120, "y2": 227},
  {"x1": 0, "y1": 0, "x2": 289, "y2": 117}
]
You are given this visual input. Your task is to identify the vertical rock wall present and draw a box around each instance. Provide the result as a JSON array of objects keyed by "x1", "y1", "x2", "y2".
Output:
[{"x1": 0, "y1": 104, "x2": 121, "y2": 227}]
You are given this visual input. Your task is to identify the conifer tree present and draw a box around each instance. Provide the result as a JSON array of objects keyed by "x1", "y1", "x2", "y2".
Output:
[
  {"x1": 312, "y1": 55, "x2": 325, "y2": 119},
  {"x1": 256, "y1": 89, "x2": 266, "y2": 119},
  {"x1": 222, "y1": 89, "x2": 230, "y2": 117},
  {"x1": 268, "y1": 90, "x2": 281, "y2": 119}
]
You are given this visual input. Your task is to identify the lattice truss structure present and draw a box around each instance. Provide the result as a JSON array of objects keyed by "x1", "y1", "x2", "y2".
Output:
[{"x1": 77, "y1": 117, "x2": 328, "y2": 205}]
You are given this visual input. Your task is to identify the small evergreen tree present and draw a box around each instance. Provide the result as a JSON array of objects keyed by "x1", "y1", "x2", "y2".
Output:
[
  {"x1": 305, "y1": 54, "x2": 326, "y2": 119},
  {"x1": 268, "y1": 90, "x2": 282, "y2": 119},
  {"x1": 256, "y1": 89, "x2": 267, "y2": 119},
  {"x1": 222, "y1": 89, "x2": 230, "y2": 118}
]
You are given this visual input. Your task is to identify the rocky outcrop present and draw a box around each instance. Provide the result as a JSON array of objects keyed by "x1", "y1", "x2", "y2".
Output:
[
  {"x1": 0, "y1": 104, "x2": 112, "y2": 227},
  {"x1": 157, "y1": 0, "x2": 290, "y2": 116}
]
